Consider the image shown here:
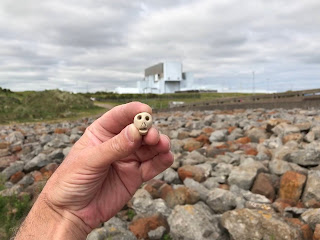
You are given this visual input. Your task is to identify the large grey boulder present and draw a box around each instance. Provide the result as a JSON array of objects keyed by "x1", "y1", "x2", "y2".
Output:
[
  {"x1": 209, "y1": 129, "x2": 228, "y2": 142},
  {"x1": 301, "y1": 208, "x2": 320, "y2": 230},
  {"x1": 183, "y1": 178, "x2": 209, "y2": 201},
  {"x1": 302, "y1": 170, "x2": 320, "y2": 207},
  {"x1": 1, "y1": 161, "x2": 24, "y2": 180},
  {"x1": 287, "y1": 149, "x2": 320, "y2": 166},
  {"x1": 132, "y1": 189, "x2": 171, "y2": 217},
  {"x1": 206, "y1": 188, "x2": 237, "y2": 213},
  {"x1": 221, "y1": 208, "x2": 302, "y2": 240},
  {"x1": 168, "y1": 202, "x2": 228, "y2": 240},
  {"x1": 228, "y1": 166, "x2": 258, "y2": 190},
  {"x1": 24, "y1": 153, "x2": 49, "y2": 171}
]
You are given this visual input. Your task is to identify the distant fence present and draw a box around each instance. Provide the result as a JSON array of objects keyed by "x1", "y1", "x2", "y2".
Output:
[{"x1": 160, "y1": 88, "x2": 320, "y2": 112}]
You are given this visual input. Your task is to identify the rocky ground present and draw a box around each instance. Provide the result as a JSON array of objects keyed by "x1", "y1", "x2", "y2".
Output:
[{"x1": 1, "y1": 108, "x2": 320, "y2": 239}]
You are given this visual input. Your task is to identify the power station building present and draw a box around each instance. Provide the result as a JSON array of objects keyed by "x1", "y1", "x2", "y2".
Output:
[{"x1": 138, "y1": 61, "x2": 194, "y2": 94}]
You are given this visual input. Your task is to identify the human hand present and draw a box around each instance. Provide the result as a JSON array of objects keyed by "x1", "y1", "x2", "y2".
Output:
[{"x1": 16, "y1": 102, "x2": 173, "y2": 239}]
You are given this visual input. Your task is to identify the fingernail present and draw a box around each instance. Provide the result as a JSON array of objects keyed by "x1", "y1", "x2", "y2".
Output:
[{"x1": 127, "y1": 124, "x2": 137, "y2": 142}]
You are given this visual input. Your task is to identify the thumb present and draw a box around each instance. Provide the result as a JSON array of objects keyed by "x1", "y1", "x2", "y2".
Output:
[{"x1": 87, "y1": 124, "x2": 142, "y2": 169}]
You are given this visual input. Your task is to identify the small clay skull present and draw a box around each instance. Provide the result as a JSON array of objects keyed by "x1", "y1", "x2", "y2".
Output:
[{"x1": 134, "y1": 112, "x2": 153, "y2": 135}]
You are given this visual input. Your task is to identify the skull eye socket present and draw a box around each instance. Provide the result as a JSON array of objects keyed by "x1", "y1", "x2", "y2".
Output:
[
  {"x1": 145, "y1": 116, "x2": 150, "y2": 121},
  {"x1": 137, "y1": 115, "x2": 142, "y2": 120}
]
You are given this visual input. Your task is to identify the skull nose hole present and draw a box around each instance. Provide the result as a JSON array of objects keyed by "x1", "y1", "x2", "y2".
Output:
[
  {"x1": 137, "y1": 115, "x2": 142, "y2": 120},
  {"x1": 145, "y1": 116, "x2": 150, "y2": 121}
]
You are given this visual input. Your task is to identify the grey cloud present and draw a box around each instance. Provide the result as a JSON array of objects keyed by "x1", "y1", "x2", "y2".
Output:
[{"x1": 0, "y1": 0, "x2": 320, "y2": 92}]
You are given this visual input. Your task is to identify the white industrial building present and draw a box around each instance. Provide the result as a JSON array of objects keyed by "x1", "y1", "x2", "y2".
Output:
[{"x1": 138, "y1": 61, "x2": 194, "y2": 94}]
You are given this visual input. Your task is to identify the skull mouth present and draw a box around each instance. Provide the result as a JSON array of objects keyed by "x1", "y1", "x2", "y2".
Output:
[{"x1": 139, "y1": 126, "x2": 148, "y2": 134}]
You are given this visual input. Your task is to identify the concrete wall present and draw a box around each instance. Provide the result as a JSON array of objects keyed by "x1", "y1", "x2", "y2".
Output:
[{"x1": 163, "y1": 61, "x2": 182, "y2": 81}]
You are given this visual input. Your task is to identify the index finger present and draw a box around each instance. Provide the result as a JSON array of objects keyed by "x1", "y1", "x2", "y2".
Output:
[{"x1": 95, "y1": 101, "x2": 152, "y2": 134}]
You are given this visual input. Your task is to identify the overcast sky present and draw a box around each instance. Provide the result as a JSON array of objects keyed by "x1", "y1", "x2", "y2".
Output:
[{"x1": 0, "y1": 0, "x2": 319, "y2": 93}]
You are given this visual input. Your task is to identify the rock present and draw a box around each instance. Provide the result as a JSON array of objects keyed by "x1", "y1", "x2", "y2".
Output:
[
  {"x1": 183, "y1": 150, "x2": 207, "y2": 165},
  {"x1": 228, "y1": 166, "x2": 258, "y2": 190},
  {"x1": 227, "y1": 128, "x2": 244, "y2": 141},
  {"x1": 10, "y1": 171, "x2": 25, "y2": 184},
  {"x1": 209, "y1": 129, "x2": 228, "y2": 142},
  {"x1": 24, "y1": 153, "x2": 50, "y2": 172},
  {"x1": 6, "y1": 131, "x2": 24, "y2": 144},
  {"x1": 39, "y1": 134, "x2": 52, "y2": 145},
  {"x1": 282, "y1": 133, "x2": 303, "y2": 144},
  {"x1": 0, "y1": 155, "x2": 18, "y2": 171},
  {"x1": 183, "y1": 138, "x2": 203, "y2": 152},
  {"x1": 86, "y1": 227, "x2": 107, "y2": 240},
  {"x1": 48, "y1": 149, "x2": 64, "y2": 162},
  {"x1": 0, "y1": 161, "x2": 24, "y2": 180},
  {"x1": 203, "y1": 177, "x2": 220, "y2": 189},
  {"x1": 0, "y1": 148, "x2": 10, "y2": 157},
  {"x1": 168, "y1": 202, "x2": 227, "y2": 240},
  {"x1": 221, "y1": 208, "x2": 302, "y2": 240},
  {"x1": 206, "y1": 188, "x2": 237, "y2": 213},
  {"x1": 62, "y1": 146, "x2": 72, "y2": 157},
  {"x1": 148, "y1": 226, "x2": 166, "y2": 240},
  {"x1": 279, "y1": 171, "x2": 306, "y2": 204},
  {"x1": 195, "y1": 163, "x2": 212, "y2": 178},
  {"x1": 183, "y1": 178, "x2": 210, "y2": 201},
  {"x1": 178, "y1": 165, "x2": 206, "y2": 182},
  {"x1": 17, "y1": 174, "x2": 34, "y2": 188},
  {"x1": 301, "y1": 208, "x2": 320, "y2": 230},
  {"x1": 251, "y1": 173, "x2": 276, "y2": 201},
  {"x1": 0, "y1": 184, "x2": 23, "y2": 197},
  {"x1": 230, "y1": 185, "x2": 271, "y2": 204},
  {"x1": 272, "y1": 123, "x2": 300, "y2": 136},
  {"x1": 132, "y1": 189, "x2": 171, "y2": 217},
  {"x1": 129, "y1": 214, "x2": 169, "y2": 240},
  {"x1": 247, "y1": 127, "x2": 268, "y2": 143},
  {"x1": 170, "y1": 139, "x2": 184, "y2": 153},
  {"x1": 143, "y1": 179, "x2": 165, "y2": 198},
  {"x1": 269, "y1": 160, "x2": 292, "y2": 175},
  {"x1": 314, "y1": 224, "x2": 320, "y2": 240},
  {"x1": 287, "y1": 149, "x2": 320, "y2": 166},
  {"x1": 302, "y1": 170, "x2": 320, "y2": 207},
  {"x1": 163, "y1": 168, "x2": 179, "y2": 184},
  {"x1": 174, "y1": 186, "x2": 200, "y2": 205},
  {"x1": 101, "y1": 217, "x2": 137, "y2": 240}
]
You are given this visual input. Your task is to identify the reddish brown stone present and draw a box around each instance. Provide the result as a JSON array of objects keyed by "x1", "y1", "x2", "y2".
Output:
[
  {"x1": 279, "y1": 171, "x2": 306, "y2": 204},
  {"x1": 282, "y1": 133, "x2": 303, "y2": 144},
  {"x1": 10, "y1": 171, "x2": 25, "y2": 184},
  {"x1": 273, "y1": 198, "x2": 295, "y2": 212},
  {"x1": 31, "y1": 171, "x2": 44, "y2": 182},
  {"x1": 314, "y1": 224, "x2": 320, "y2": 240},
  {"x1": 245, "y1": 148, "x2": 258, "y2": 156},
  {"x1": 195, "y1": 134, "x2": 210, "y2": 145},
  {"x1": 174, "y1": 186, "x2": 200, "y2": 205},
  {"x1": 178, "y1": 165, "x2": 206, "y2": 182},
  {"x1": 10, "y1": 144, "x2": 22, "y2": 153},
  {"x1": 235, "y1": 137, "x2": 251, "y2": 144},
  {"x1": 251, "y1": 173, "x2": 275, "y2": 201},
  {"x1": 160, "y1": 184, "x2": 181, "y2": 208},
  {"x1": 54, "y1": 128, "x2": 68, "y2": 134},
  {"x1": 219, "y1": 184, "x2": 230, "y2": 190},
  {"x1": 0, "y1": 155, "x2": 18, "y2": 171},
  {"x1": 143, "y1": 179, "x2": 165, "y2": 199},
  {"x1": 0, "y1": 142, "x2": 10, "y2": 149},
  {"x1": 183, "y1": 139, "x2": 203, "y2": 152},
  {"x1": 0, "y1": 148, "x2": 10, "y2": 157},
  {"x1": 286, "y1": 218, "x2": 313, "y2": 240},
  {"x1": 129, "y1": 214, "x2": 169, "y2": 239},
  {"x1": 228, "y1": 126, "x2": 237, "y2": 134},
  {"x1": 40, "y1": 163, "x2": 59, "y2": 174},
  {"x1": 177, "y1": 131, "x2": 189, "y2": 140},
  {"x1": 202, "y1": 127, "x2": 214, "y2": 135}
]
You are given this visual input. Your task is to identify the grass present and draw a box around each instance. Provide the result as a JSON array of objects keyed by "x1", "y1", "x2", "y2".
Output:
[
  {"x1": 90, "y1": 92, "x2": 257, "y2": 109},
  {"x1": 0, "y1": 88, "x2": 105, "y2": 124},
  {"x1": 127, "y1": 209, "x2": 136, "y2": 221},
  {"x1": 0, "y1": 177, "x2": 32, "y2": 240}
]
